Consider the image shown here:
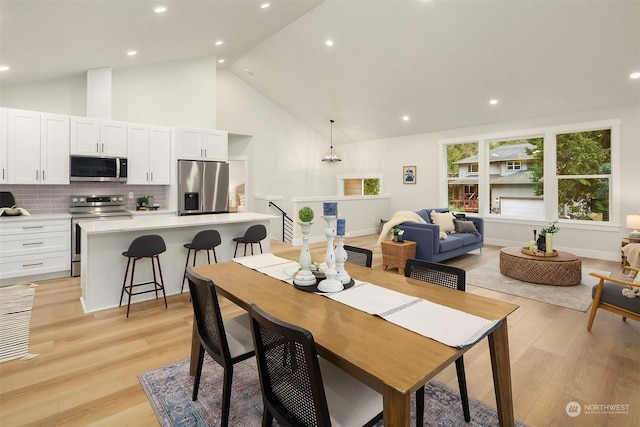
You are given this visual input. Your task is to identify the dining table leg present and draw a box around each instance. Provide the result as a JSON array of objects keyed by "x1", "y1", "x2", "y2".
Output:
[
  {"x1": 383, "y1": 384, "x2": 410, "y2": 426},
  {"x1": 487, "y1": 318, "x2": 515, "y2": 427}
]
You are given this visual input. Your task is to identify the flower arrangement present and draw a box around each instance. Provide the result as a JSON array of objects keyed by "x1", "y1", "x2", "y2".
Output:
[
  {"x1": 298, "y1": 206, "x2": 314, "y2": 222},
  {"x1": 539, "y1": 222, "x2": 559, "y2": 236},
  {"x1": 391, "y1": 228, "x2": 405, "y2": 241}
]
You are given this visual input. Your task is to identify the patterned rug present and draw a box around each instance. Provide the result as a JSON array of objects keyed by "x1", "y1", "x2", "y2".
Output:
[
  {"x1": 0, "y1": 283, "x2": 38, "y2": 363},
  {"x1": 139, "y1": 357, "x2": 527, "y2": 427},
  {"x1": 467, "y1": 262, "x2": 609, "y2": 312}
]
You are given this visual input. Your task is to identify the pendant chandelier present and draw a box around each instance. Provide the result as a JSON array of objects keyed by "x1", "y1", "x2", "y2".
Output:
[{"x1": 322, "y1": 119, "x2": 342, "y2": 163}]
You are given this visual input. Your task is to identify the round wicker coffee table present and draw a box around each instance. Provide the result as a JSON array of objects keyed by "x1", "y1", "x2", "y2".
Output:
[{"x1": 499, "y1": 247, "x2": 582, "y2": 286}]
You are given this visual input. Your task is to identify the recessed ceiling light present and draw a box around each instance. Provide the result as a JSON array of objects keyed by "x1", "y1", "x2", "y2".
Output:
[
  {"x1": 489, "y1": 99, "x2": 498, "y2": 105},
  {"x1": 153, "y1": 6, "x2": 167, "y2": 14},
  {"x1": 260, "y1": 2, "x2": 270, "y2": 9},
  {"x1": 215, "y1": 40, "x2": 224, "y2": 46},
  {"x1": 0, "y1": 66, "x2": 9, "y2": 72},
  {"x1": 631, "y1": 72, "x2": 640, "y2": 79},
  {"x1": 402, "y1": 116, "x2": 410, "y2": 122},
  {"x1": 218, "y1": 59, "x2": 225, "y2": 64},
  {"x1": 325, "y1": 40, "x2": 334, "y2": 47},
  {"x1": 127, "y1": 50, "x2": 137, "y2": 56}
]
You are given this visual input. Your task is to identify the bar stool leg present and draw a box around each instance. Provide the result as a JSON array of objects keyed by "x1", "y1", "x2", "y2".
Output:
[
  {"x1": 120, "y1": 257, "x2": 131, "y2": 306},
  {"x1": 155, "y1": 254, "x2": 168, "y2": 308},
  {"x1": 126, "y1": 258, "x2": 138, "y2": 318},
  {"x1": 234, "y1": 242, "x2": 239, "y2": 257},
  {"x1": 181, "y1": 248, "x2": 192, "y2": 293}
]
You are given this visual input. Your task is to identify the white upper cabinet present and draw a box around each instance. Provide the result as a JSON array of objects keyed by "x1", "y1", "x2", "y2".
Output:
[
  {"x1": 6, "y1": 109, "x2": 69, "y2": 185},
  {"x1": 70, "y1": 117, "x2": 127, "y2": 157},
  {"x1": 0, "y1": 108, "x2": 7, "y2": 183},
  {"x1": 176, "y1": 126, "x2": 227, "y2": 161},
  {"x1": 127, "y1": 124, "x2": 171, "y2": 185}
]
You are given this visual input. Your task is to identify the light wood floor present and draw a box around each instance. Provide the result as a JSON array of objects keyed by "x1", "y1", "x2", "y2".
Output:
[{"x1": 1, "y1": 235, "x2": 638, "y2": 426}]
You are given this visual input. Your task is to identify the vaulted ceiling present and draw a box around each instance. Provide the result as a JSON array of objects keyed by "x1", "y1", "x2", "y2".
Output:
[{"x1": 1, "y1": 0, "x2": 639, "y2": 143}]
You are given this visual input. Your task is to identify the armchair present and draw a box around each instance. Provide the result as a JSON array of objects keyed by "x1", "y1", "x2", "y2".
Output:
[{"x1": 587, "y1": 266, "x2": 640, "y2": 331}]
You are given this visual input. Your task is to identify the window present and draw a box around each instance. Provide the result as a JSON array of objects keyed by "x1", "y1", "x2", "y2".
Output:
[
  {"x1": 446, "y1": 142, "x2": 479, "y2": 213},
  {"x1": 440, "y1": 119, "x2": 618, "y2": 224},
  {"x1": 338, "y1": 175, "x2": 382, "y2": 196},
  {"x1": 506, "y1": 161, "x2": 521, "y2": 171},
  {"x1": 555, "y1": 129, "x2": 611, "y2": 221}
]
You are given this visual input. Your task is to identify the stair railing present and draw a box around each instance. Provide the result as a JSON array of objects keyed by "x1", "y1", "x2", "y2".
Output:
[{"x1": 268, "y1": 202, "x2": 293, "y2": 243}]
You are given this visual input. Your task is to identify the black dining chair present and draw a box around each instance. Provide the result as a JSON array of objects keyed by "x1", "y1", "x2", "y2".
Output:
[
  {"x1": 404, "y1": 258, "x2": 471, "y2": 424},
  {"x1": 186, "y1": 268, "x2": 255, "y2": 427},
  {"x1": 233, "y1": 224, "x2": 267, "y2": 257},
  {"x1": 181, "y1": 229, "x2": 222, "y2": 293},
  {"x1": 119, "y1": 234, "x2": 167, "y2": 318},
  {"x1": 343, "y1": 245, "x2": 373, "y2": 268},
  {"x1": 248, "y1": 303, "x2": 383, "y2": 427}
]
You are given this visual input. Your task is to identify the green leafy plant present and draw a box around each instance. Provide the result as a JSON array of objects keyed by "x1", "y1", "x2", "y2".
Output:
[
  {"x1": 540, "y1": 221, "x2": 559, "y2": 236},
  {"x1": 298, "y1": 206, "x2": 314, "y2": 222},
  {"x1": 136, "y1": 196, "x2": 149, "y2": 206},
  {"x1": 391, "y1": 228, "x2": 404, "y2": 236}
]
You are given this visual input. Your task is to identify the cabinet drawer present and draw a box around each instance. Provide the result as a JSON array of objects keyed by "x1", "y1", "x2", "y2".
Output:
[
  {"x1": 0, "y1": 251, "x2": 70, "y2": 280},
  {"x1": 0, "y1": 231, "x2": 70, "y2": 257},
  {"x1": 0, "y1": 219, "x2": 70, "y2": 236}
]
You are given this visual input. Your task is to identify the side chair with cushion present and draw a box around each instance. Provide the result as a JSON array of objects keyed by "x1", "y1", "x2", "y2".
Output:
[
  {"x1": 186, "y1": 268, "x2": 255, "y2": 427},
  {"x1": 404, "y1": 258, "x2": 471, "y2": 424},
  {"x1": 343, "y1": 245, "x2": 373, "y2": 268},
  {"x1": 587, "y1": 266, "x2": 640, "y2": 331},
  {"x1": 248, "y1": 303, "x2": 383, "y2": 427}
]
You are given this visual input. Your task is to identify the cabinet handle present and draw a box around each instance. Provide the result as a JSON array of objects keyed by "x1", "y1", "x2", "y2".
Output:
[
  {"x1": 23, "y1": 262, "x2": 44, "y2": 267},
  {"x1": 150, "y1": 172, "x2": 153, "y2": 181},
  {"x1": 23, "y1": 226, "x2": 44, "y2": 229},
  {"x1": 102, "y1": 143, "x2": 104, "y2": 152},
  {"x1": 23, "y1": 242, "x2": 44, "y2": 246},
  {"x1": 204, "y1": 149, "x2": 207, "y2": 157},
  {"x1": 42, "y1": 170, "x2": 45, "y2": 181},
  {"x1": 36, "y1": 170, "x2": 39, "y2": 180},
  {"x1": 2, "y1": 169, "x2": 4, "y2": 179},
  {"x1": 97, "y1": 143, "x2": 99, "y2": 153}
]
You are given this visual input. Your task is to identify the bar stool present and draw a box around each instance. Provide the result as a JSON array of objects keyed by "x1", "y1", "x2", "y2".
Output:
[
  {"x1": 233, "y1": 224, "x2": 267, "y2": 257},
  {"x1": 119, "y1": 234, "x2": 167, "y2": 318},
  {"x1": 181, "y1": 229, "x2": 222, "y2": 293}
]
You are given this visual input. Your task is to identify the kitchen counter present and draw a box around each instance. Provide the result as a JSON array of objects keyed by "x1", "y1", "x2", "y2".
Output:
[
  {"x1": 79, "y1": 212, "x2": 278, "y2": 313},
  {"x1": 128, "y1": 209, "x2": 176, "y2": 217},
  {"x1": 0, "y1": 213, "x2": 71, "y2": 221}
]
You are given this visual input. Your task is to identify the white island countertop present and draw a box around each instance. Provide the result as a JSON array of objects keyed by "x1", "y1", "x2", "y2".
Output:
[
  {"x1": 79, "y1": 211, "x2": 279, "y2": 313},
  {"x1": 80, "y1": 212, "x2": 277, "y2": 234}
]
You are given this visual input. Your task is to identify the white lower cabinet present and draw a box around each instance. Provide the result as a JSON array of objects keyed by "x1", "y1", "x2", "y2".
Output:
[{"x1": 0, "y1": 218, "x2": 71, "y2": 282}]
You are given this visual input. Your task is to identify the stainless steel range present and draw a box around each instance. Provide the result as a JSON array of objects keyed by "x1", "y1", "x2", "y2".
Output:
[{"x1": 70, "y1": 194, "x2": 132, "y2": 277}]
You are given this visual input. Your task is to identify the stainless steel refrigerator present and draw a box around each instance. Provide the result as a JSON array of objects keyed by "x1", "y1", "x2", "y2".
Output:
[{"x1": 178, "y1": 160, "x2": 229, "y2": 215}]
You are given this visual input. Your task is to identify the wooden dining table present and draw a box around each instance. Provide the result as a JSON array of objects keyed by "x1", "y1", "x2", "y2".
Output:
[{"x1": 191, "y1": 253, "x2": 519, "y2": 426}]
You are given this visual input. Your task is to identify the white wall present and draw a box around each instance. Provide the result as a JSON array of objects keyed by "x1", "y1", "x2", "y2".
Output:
[
  {"x1": 216, "y1": 70, "x2": 342, "y2": 217},
  {"x1": 335, "y1": 104, "x2": 640, "y2": 261},
  {"x1": 0, "y1": 73, "x2": 87, "y2": 116}
]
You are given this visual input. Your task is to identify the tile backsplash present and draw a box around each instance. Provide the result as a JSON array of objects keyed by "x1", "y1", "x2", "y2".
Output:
[{"x1": 0, "y1": 184, "x2": 168, "y2": 214}]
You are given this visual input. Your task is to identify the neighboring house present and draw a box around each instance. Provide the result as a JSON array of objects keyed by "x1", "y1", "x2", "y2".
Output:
[{"x1": 448, "y1": 143, "x2": 543, "y2": 217}]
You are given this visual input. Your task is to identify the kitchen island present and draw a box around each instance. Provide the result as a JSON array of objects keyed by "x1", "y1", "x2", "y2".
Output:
[{"x1": 79, "y1": 212, "x2": 278, "y2": 313}]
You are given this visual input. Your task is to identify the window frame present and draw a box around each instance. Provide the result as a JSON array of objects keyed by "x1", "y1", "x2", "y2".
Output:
[
  {"x1": 337, "y1": 173, "x2": 383, "y2": 196},
  {"x1": 438, "y1": 119, "x2": 620, "y2": 226}
]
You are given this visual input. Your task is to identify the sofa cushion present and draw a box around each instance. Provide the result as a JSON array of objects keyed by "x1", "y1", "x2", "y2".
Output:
[
  {"x1": 439, "y1": 234, "x2": 465, "y2": 252},
  {"x1": 456, "y1": 232, "x2": 483, "y2": 245},
  {"x1": 430, "y1": 210, "x2": 455, "y2": 232},
  {"x1": 454, "y1": 219, "x2": 480, "y2": 236}
]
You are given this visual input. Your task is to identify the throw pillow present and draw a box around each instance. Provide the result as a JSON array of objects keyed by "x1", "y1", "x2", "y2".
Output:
[
  {"x1": 454, "y1": 219, "x2": 480, "y2": 236},
  {"x1": 430, "y1": 210, "x2": 455, "y2": 232}
]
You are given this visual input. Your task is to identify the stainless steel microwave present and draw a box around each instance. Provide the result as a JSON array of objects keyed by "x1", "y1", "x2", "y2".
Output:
[{"x1": 70, "y1": 156, "x2": 128, "y2": 182}]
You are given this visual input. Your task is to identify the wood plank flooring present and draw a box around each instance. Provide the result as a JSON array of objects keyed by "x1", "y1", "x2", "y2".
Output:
[{"x1": 1, "y1": 235, "x2": 638, "y2": 426}]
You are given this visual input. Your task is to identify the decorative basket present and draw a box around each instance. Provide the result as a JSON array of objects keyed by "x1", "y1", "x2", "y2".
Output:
[{"x1": 521, "y1": 247, "x2": 558, "y2": 257}]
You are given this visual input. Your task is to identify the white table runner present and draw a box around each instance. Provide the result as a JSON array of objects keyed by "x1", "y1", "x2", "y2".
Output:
[{"x1": 235, "y1": 254, "x2": 500, "y2": 349}]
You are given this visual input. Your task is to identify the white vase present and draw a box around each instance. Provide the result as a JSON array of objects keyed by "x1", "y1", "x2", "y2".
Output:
[
  {"x1": 294, "y1": 221, "x2": 316, "y2": 286},
  {"x1": 334, "y1": 235, "x2": 351, "y2": 285},
  {"x1": 545, "y1": 233, "x2": 553, "y2": 253},
  {"x1": 318, "y1": 215, "x2": 343, "y2": 292}
]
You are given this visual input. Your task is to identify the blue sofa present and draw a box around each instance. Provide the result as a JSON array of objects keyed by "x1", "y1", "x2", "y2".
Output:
[{"x1": 396, "y1": 208, "x2": 484, "y2": 263}]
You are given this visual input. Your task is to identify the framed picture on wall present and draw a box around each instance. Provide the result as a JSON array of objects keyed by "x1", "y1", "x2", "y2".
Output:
[{"x1": 403, "y1": 166, "x2": 416, "y2": 184}]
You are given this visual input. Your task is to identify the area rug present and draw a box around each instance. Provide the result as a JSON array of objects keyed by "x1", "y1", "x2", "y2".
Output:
[
  {"x1": 0, "y1": 283, "x2": 38, "y2": 363},
  {"x1": 467, "y1": 262, "x2": 609, "y2": 312},
  {"x1": 139, "y1": 357, "x2": 527, "y2": 427}
]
